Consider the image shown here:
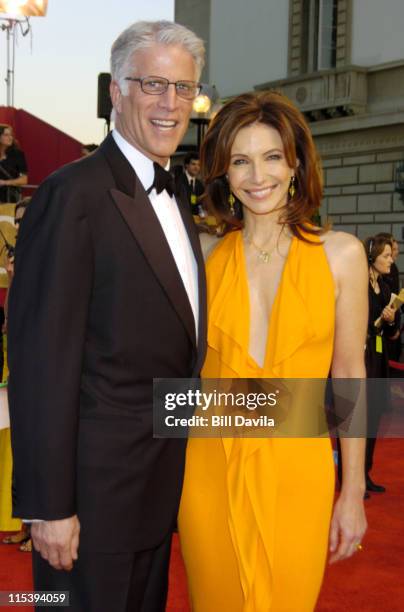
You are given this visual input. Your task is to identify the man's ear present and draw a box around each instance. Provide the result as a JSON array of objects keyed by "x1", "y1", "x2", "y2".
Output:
[{"x1": 110, "y1": 80, "x2": 122, "y2": 114}]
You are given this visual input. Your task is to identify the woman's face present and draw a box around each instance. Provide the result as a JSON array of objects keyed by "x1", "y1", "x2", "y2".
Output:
[
  {"x1": 0, "y1": 128, "x2": 14, "y2": 148},
  {"x1": 227, "y1": 122, "x2": 295, "y2": 216},
  {"x1": 373, "y1": 244, "x2": 393, "y2": 275}
]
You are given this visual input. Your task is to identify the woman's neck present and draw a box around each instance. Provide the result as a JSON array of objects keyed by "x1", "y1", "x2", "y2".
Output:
[
  {"x1": 242, "y1": 210, "x2": 286, "y2": 247},
  {"x1": 370, "y1": 267, "x2": 379, "y2": 286}
]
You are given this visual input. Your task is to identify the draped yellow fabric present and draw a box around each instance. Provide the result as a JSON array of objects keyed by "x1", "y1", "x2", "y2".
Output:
[
  {"x1": 178, "y1": 230, "x2": 337, "y2": 611},
  {"x1": 0, "y1": 428, "x2": 21, "y2": 532}
]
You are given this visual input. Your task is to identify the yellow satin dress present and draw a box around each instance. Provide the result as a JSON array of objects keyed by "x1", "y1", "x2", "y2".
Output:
[{"x1": 178, "y1": 230, "x2": 336, "y2": 612}]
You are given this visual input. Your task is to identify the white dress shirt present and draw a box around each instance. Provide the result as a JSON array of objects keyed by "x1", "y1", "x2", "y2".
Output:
[
  {"x1": 112, "y1": 130, "x2": 199, "y2": 340},
  {"x1": 185, "y1": 169, "x2": 195, "y2": 191}
]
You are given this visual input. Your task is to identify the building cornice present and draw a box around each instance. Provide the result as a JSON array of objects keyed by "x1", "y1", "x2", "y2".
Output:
[
  {"x1": 310, "y1": 110, "x2": 404, "y2": 136},
  {"x1": 255, "y1": 66, "x2": 368, "y2": 120}
]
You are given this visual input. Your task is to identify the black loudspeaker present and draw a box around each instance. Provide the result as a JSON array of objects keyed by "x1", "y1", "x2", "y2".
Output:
[{"x1": 97, "y1": 73, "x2": 112, "y2": 120}]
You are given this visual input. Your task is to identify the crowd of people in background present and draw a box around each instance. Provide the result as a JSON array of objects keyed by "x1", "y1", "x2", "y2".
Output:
[
  {"x1": 0, "y1": 124, "x2": 30, "y2": 551},
  {"x1": 1, "y1": 199, "x2": 31, "y2": 552}
]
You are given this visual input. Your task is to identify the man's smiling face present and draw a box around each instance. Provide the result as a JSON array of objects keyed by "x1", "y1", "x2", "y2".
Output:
[{"x1": 111, "y1": 43, "x2": 197, "y2": 166}]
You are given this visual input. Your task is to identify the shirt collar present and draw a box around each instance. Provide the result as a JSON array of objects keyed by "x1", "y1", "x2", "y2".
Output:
[
  {"x1": 185, "y1": 170, "x2": 194, "y2": 183},
  {"x1": 112, "y1": 129, "x2": 170, "y2": 192}
]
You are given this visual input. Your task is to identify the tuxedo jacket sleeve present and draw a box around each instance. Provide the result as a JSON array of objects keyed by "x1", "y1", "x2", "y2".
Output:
[{"x1": 8, "y1": 171, "x2": 94, "y2": 520}]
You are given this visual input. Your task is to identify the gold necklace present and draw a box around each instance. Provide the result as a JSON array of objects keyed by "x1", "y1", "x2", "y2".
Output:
[{"x1": 244, "y1": 234, "x2": 274, "y2": 264}]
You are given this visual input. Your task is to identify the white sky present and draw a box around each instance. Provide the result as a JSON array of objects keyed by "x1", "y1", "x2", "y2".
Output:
[{"x1": 0, "y1": 0, "x2": 174, "y2": 144}]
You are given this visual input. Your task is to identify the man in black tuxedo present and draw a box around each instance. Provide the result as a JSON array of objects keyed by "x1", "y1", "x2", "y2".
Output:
[
  {"x1": 176, "y1": 151, "x2": 205, "y2": 215},
  {"x1": 8, "y1": 20, "x2": 206, "y2": 612}
]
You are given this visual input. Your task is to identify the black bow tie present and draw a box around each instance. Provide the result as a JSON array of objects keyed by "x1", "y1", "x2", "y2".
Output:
[{"x1": 147, "y1": 162, "x2": 176, "y2": 198}]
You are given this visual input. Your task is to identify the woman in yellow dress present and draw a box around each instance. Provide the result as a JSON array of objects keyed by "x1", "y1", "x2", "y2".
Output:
[{"x1": 178, "y1": 92, "x2": 368, "y2": 611}]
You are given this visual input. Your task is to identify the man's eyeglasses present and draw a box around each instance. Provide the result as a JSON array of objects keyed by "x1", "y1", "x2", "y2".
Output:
[{"x1": 124, "y1": 76, "x2": 201, "y2": 100}]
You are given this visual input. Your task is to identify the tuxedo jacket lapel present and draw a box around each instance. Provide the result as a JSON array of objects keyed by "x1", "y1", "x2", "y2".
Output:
[
  {"x1": 174, "y1": 185, "x2": 207, "y2": 370},
  {"x1": 100, "y1": 134, "x2": 198, "y2": 348},
  {"x1": 111, "y1": 187, "x2": 197, "y2": 347}
]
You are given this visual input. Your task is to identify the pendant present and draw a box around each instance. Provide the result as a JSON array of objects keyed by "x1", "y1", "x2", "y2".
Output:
[{"x1": 258, "y1": 250, "x2": 270, "y2": 263}]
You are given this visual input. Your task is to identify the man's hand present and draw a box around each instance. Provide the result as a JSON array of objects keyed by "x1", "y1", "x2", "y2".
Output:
[{"x1": 31, "y1": 515, "x2": 80, "y2": 571}]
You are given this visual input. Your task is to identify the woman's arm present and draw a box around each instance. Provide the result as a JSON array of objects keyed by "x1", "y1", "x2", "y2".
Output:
[
  {"x1": 0, "y1": 149, "x2": 28, "y2": 188},
  {"x1": 0, "y1": 174, "x2": 27, "y2": 188},
  {"x1": 323, "y1": 231, "x2": 368, "y2": 563},
  {"x1": 199, "y1": 231, "x2": 221, "y2": 262}
]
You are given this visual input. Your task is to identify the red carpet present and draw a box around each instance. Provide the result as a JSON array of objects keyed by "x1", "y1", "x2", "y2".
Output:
[{"x1": 1, "y1": 439, "x2": 403, "y2": 611}]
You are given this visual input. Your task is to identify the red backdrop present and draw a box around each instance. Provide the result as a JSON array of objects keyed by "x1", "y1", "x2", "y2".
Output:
[{"x1": 0, "y1": 106, "x2": 83, "y2": 191}]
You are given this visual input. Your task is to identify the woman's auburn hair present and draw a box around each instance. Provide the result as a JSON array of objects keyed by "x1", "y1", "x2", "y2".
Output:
[{"x1": 200, "y1": 91, "x2": 324, "y2": 241}]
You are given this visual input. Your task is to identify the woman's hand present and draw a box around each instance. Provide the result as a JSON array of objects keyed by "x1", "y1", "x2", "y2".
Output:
[
  {"x1": 328, "y1": 491, "x2": 367, "y2": 563},
  {"x1": 381, "y1": 305, "x2": 395, "y2": 323}
]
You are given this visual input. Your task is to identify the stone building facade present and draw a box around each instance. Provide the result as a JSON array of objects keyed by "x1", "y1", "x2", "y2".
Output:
[{"x1": 175, "y1": 0, "x2": 404, "y2": 279}]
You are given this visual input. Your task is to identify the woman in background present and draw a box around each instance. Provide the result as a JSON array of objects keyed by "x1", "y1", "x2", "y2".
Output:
[
  {"x1": 363, "y1": 235, "x2": 398, "y2": 493},
  {"x1": 0, "y1": 124, "x2": 28, "y2": 204},
  {"x1": 178, "y1": 92, "x2": 368, "y2": 611},
  {"x1": 375, "y1": 233, "x2": 402, "y2": 362}
]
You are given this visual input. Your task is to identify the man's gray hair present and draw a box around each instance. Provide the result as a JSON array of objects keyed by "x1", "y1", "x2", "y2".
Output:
[{"x1": 111, "y1": 20, "x2": 205, "y2": 95}]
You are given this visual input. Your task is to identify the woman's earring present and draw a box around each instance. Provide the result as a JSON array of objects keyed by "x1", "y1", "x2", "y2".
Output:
[
  {"x1": 228, "y1": 192, "x2": 235, "y2": 215},
  {"x1": 289, "y1": 175, "x2": 296, "y2": 199}
]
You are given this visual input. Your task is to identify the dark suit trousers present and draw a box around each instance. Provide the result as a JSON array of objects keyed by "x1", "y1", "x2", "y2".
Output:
[
  {"x1": 365, "y1": 406, "x2": 384, "y2": 476},
  {"x1": 33, "y1": 532, "x2": 172, "y2": 612}
]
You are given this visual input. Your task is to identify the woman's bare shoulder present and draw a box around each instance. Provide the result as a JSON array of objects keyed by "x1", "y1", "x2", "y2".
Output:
[
  {"x1": 321, "y1": 230, "x2": 368, "y2": 299},
  {"x1": 199, "y1": 232, "x2": 223, "y2": 261},
  {"x1": 321, "y1": 229, "x2": 365, "y2": 263}
]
